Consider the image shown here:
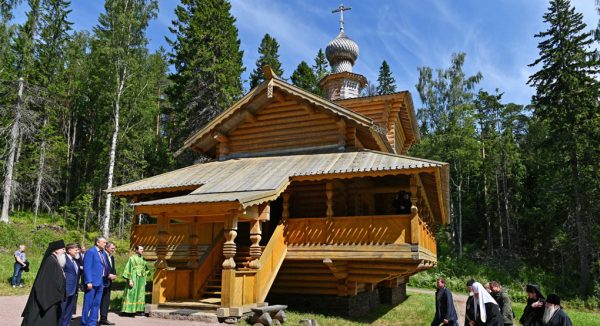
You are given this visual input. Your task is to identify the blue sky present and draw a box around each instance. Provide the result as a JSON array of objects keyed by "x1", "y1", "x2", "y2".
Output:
[{"x1": 14, "y1": 0, "x2": 598, "y2": 105}]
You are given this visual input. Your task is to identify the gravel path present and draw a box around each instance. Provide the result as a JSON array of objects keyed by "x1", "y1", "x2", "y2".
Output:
[
  {"x1": 3, "y1": 289, "x2": 467, "y2": 326},
  {"x1": 0, "y1": 295, "x2": 221, "y2": 326},
  {"x1": 408, "y1": 287, "x2": 469, "y2": 325}
]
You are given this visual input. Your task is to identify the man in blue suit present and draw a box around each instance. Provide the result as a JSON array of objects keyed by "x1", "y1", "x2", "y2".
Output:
[
  {"x1": 60, "y1": 243, "x2": 81, "y2": 326},
  {"x1": 81, "y1": 236, "x2": 109, "y2": 326}
]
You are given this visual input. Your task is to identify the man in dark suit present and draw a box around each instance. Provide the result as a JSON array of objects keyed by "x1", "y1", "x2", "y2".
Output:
[
  {"x1": 99, "y1": 242, "x2": 117, "y2": 325},
  {"x1": 432, "y1": 277, "x2": 458, "y2": 325},
  {"x1": 81, "y1": 236, "x2": 109, "y2": 326},
  {"x1": 60, "y1": 243, "x2": 81, "y2": 326}
]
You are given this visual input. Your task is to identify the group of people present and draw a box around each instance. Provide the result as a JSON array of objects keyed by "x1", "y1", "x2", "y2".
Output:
[
  {"x1": 432, "y1": 277, "x2": 573, "y2": 326},
  {"x1": 18, "y1": 236, "x2": 149, "y2": 326}
]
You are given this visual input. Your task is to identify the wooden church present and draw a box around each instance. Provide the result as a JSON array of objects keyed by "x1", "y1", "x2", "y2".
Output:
[{"x1": 108, "y1": 7, "x2": 449, "y2": 319}]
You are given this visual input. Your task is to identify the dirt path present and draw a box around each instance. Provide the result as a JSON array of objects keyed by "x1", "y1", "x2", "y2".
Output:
[
  {"x1": 0, "y1": 295, "x2": 221, "y2": 326},
  {"x1": 408, "y1": 287, "x2": 469, "y2": 325}
]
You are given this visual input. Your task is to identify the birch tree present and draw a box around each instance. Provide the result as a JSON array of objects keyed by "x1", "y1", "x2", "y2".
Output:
[{"x1": 93, "y1": 0, "x2": 157, "y2": 237}]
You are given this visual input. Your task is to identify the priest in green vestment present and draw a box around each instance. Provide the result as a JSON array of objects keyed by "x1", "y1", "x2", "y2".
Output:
[{"x1": 121, "y1": 245, "x2": 148, "y2": 314}]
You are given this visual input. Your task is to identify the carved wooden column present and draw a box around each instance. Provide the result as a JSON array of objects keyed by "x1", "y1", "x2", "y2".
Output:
[
  {"x1": 326, "y1": 182, "x2": 334, "y2": 218},
  {"x1": 409, "y1": 175, "x2": 420, "y2": 245},
  {"x1": 221, "y1": 212, "x2": 239, "y2": 308},
  {"x1": 281, "y1": 192, "x2": 290, "y2": 223},
  {"x1": 326, "y1": 181, "x2": 334, "y2": 244},
  {"x1": 152, "y1": 213, "x2": 169, "y2": 304},
  {"x1": 187, "y1": 217, "x2": 200, "y2": 268},
  {"x1": 249, "y1": 220, "x2": 262, "y2": 269},
  {"x1": 222, "y1": 213, "x2": 238, "y2": 270}
]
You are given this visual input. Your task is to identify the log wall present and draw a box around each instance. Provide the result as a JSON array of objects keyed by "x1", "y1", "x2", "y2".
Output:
[{"x1": 227, "y1": 100, "x2": 347, "y2": 156}]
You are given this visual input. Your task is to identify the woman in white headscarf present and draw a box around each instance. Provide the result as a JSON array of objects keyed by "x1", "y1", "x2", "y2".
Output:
[{"x1": 472, "y1": 282, "x2": 503, "y2": 326}]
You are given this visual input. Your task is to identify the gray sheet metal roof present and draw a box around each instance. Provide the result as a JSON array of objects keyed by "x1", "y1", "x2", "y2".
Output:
[
  {"x1": 110, "y1": 150, "x2": 449, "y2": 219},
  {"x1": 110, "y1": 150, "x2": 443, "y2": 194}
]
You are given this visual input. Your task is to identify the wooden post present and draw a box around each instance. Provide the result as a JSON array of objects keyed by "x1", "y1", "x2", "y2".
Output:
[
  {"x1": 187, "y1": 217, "x2": 200, "y2": 268},
  {"x1": 221, "y1": 212, "x2": 239, "y2": 308},
  {"x1": 249, "y1": 219, "x2": 262, "y2": 269},
  {"x1": 222, "y1": 213, "x2": 238, "y2": 269},
  {"x1": 326, "y1": 182, "x2": 334, "y2": 218},
  {"x1": 281, "y1": 192, "x2": 290, "y2": 223},
  {"x1": 326, "y1": 182, "x2": 334, "y2": 244},
  {"x1": 410, "y1": 175, "x2": 420, "y2": 245},
  {"x1": 152, "y1": 213, "x2": 169, "y2": 304}
]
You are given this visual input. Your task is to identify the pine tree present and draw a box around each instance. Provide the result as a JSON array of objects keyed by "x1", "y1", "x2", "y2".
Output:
[
  {"x1": 290, "y1": 61, "x2": 317, "y2": 93},
  {"x1": 527, "y1": 0, "x2": 600, "y2": 295},
  {"x1": 167, "y1": 0, "x2": 244, "y2": 146},
  {"x1": 312, "y1": 48, "x2": 328, "y2": 80},
  {"x1": 249, "y1": 33, "x2": 283, "y2": 88},
  {"x1": 376, "y1": 60, "x2": 396, "y2": 95},
  {"x1": 31, "y1": 0, "x2": 73, "y2": 224}
]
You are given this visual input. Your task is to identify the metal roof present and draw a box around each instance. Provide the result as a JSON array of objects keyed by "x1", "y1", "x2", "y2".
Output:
[{"x1": 109, "y1": 150, "x2": 449, "y2": 222}]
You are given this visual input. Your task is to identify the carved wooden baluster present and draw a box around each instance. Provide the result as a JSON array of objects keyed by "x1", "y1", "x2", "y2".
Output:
[
  {"x1": 222, "y1": 214, "x2": 238, "y2": 269},
  {"x1": 249, "y1": 220, "x2": 262, "y2": 269}
]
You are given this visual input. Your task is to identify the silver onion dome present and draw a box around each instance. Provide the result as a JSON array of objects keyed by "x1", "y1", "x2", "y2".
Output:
[{"x1": 325, "y1": 30, "x2": 359, "y2": 73}]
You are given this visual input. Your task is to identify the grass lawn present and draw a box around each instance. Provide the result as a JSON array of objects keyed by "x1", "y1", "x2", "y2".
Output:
[{"x1": 282, "y1": 291, "x2": 435, "y2": 326}]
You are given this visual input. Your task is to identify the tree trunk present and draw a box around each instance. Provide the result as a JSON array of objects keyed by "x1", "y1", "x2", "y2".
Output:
[
  {"x1": 1, "y1": 78, "x2": 24, "y2": 223},
  {"x1": 481, "y1": 138, "x2": 492, "y2": 255},
  {"x1": 570, "y1": 145, "x2": 590, "y2": 296},
  {"x1": 102, "y1": 67, "x2": 127, "y2": 237},
  {"x1": 33, "y1": 117, "x2": 48, "y2": 226},
  {"x1": 502, "y1": 156, "x2": 512, "y2": 251},
  {"x1": 457, "y1": 180, "x2": 463, "y2": 258},
  {"x1": 495, "y1": 172, "x2": 503, "y2": 248}
]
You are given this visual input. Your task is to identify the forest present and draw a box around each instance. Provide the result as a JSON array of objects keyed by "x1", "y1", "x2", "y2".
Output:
[{"x1": 0, "y1": 0, "x2": 598, "y2": 303}]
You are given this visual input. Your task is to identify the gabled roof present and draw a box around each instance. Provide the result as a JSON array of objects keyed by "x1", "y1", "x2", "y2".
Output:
[
  {"x1": 336, "y1": 91, "x2": 421, "y2": 144},
  {"x1": 108, "y1": 150, "x2": 449, "y2": 224},
  {"x1": 175, "y1": 75, "x2": 390, "y2": 157}
]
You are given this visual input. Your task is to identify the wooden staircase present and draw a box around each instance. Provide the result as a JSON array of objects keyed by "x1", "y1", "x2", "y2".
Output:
[{"x1": 198, "y1": 246, "x2": 265, "y2": 300}]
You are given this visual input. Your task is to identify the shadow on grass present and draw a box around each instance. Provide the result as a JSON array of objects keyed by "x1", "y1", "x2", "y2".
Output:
[{"x1": 279, "y1": 295, "x2": 409, "y2": 325}]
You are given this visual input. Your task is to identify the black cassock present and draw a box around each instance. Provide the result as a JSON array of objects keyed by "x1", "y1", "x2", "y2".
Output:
[
  {"x1": 21, "y1": 254, "x2": 66, "y2": 326},
  {"x1": 475, "y1": 302, "x2": 503, "y2": 326},
  {"x1": 546, "y1": 309, "x2": 573, "y2": 326},
  {"x1": 464, "y1": 295, "x2": 475, "y2": 326}
]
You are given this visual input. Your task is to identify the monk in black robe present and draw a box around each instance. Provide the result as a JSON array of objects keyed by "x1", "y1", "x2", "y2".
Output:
[
  {"x1": 21, "y1": 239, "x2": 67, "y2": 326},
  {"x1": 542, "y1": 294, "x2": 572, "y2": 326},
  {"x1": 472, "y1": 282, "x2": 502, "y2": 326},
  {"x1": 520, "y1": 284, "x2": 545, "y2": 326},
  {"x1": 465, "y1": 279, "x2": 476, "y2": 326}
]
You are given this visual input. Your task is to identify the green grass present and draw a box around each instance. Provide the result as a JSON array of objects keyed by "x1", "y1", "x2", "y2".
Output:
[{"x1": 281, "y1": 291, "x2": 435, "y2": 326}]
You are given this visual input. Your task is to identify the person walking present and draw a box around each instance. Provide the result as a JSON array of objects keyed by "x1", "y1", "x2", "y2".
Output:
[
  {"x1": 21, "y1": 240, "x2": 67, "y2": 326},
  {"x1": 520, "y1": 284, "x2": 545, "y2": 326},
  {"x1": 542, "y1": 294, "x2": 572, "y2": 326},
  {"x1": 60, "y1": 243, "x2": 81, "y2": 326},
  {"x1": 472, "y1": 282, "x2": 503, "y2": 325},
  {"x1": 121, "y1": 245, "x2": 148, "y2": 316},
  {"x1": 431, "y1": 277, "x2": 458, "y2": 325},
  {"x1": 490, "y1": 281, "x2": 514, "y2": 325},
  {"x1": 99, "y1": 242, "x2": 117, "y2": 325},
  {"x1": 465, "y1": 279, "x2": 476, "y2": 326},
  {"x1": 12, "y1": 244, "x2": 27, "y2": 288},
  {"x1": 81, "y1": 236, "x2": 109, "y2": 326}
]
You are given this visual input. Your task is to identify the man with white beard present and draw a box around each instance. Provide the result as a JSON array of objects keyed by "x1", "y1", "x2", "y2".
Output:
[
  {"x1": 60, "y1": 243, "x2": 81, "y2": 326},
  {"x1": 21, "y1": 239, "x2": 67, "y2": 326},
  {"x1": 542, "y1": 294, "x2": 572, "y2": 326}
]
